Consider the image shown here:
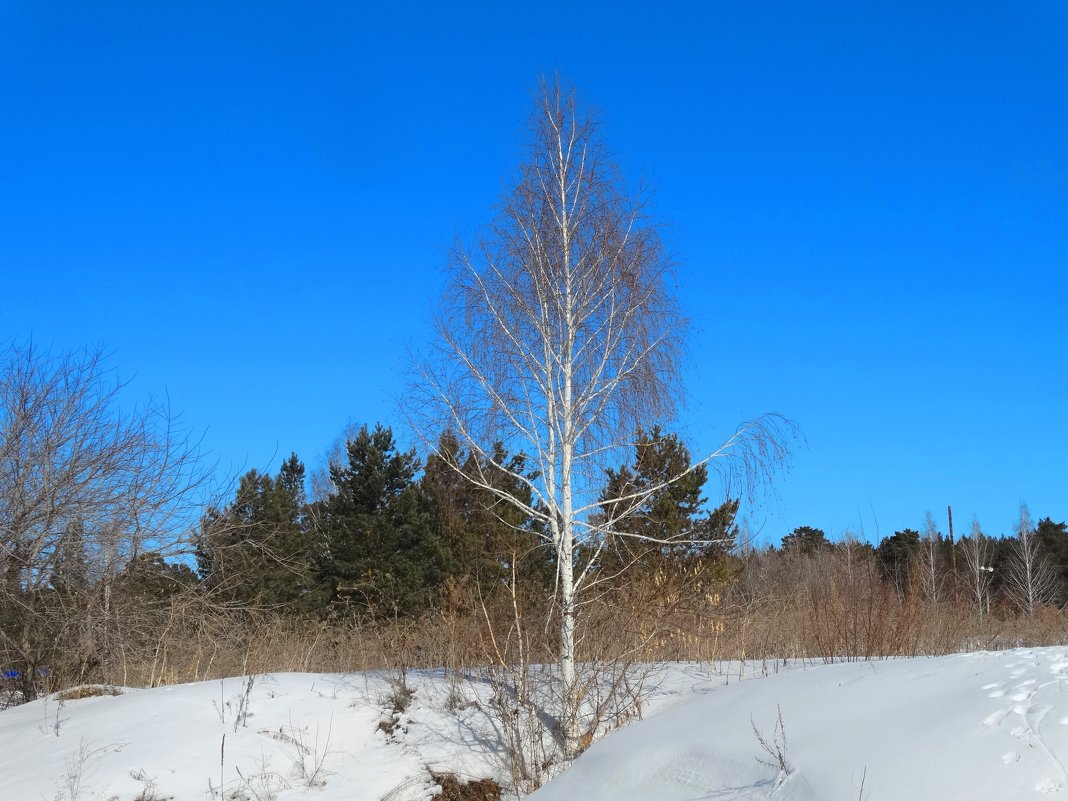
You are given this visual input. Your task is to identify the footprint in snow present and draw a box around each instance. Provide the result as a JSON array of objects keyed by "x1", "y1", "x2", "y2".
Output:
[
  {"x1": 985, "y1": 709, "x2": 1009, "y2": 727},
  {"x1": 984, "y1": 683, "x2": 1002, "y2": 690},
  {"x1": 1010, "y1": 725, "x2": 1032, "y2": 739},
  {"x1": 990, "y1": 689, "x2": 1007, "y2": 698},
  {"x1": 1012, "y1": 691, "x2": 1035, "y2": 702},
  {"x1": 1017, "y1": 680, "x2": 1038, "y2": 688},
  {"x1": 1013, "y1": 703, "x2": 1033, "y2": 716},
  {"x1": 1035, "y1": 778, "x2": 1063, "y2": 793},
  {"x1": 1003, "y1": 751, "x2": 1021, "y2": 764}
]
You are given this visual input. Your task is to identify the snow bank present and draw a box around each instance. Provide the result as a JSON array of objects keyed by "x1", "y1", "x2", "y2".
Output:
[
  {"x1": 3, "y1": 649, "x2": 1068, "y2": 800},
  {"x1": 532, "y1": 648, "x2": 1068, "y2": 801}
]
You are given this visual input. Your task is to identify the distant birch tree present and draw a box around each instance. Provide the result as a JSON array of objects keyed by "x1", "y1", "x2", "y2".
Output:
[
  {"x1": 959, "y1": 518, "x2": 994, "y2": 616},
  {"x1": 918, "y1": 511, "x2": 943, "y2": 603},
  {"x1": 1004, "y1": 504, "x2": 1059, "y2": 616},
  {"x1": 415, "y1": 80, "x2": 794, "y2": 758}
]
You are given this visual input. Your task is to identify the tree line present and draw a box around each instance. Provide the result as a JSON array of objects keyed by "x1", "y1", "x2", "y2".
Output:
[
  {"x1": 194, "y1": 428, "x2": 1068, "y2": 626},
  {"x1": 2, "y1": 337, "x2": 1065, "y2": 707},
  {"x1": 0, "y1": 333, "x2": 736, "y2": 702},
  {"x1": 775, "y1": 510, "x2": 1068, "y2": 617},
  {"x1": 194, "y1": 424, "x2": 738, "y2": 621}
]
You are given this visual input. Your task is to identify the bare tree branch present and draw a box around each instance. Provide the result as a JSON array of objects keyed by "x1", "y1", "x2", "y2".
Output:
[
  {"x1": 409, "y1": 80, "x2": 796, "y2": 758},
  {"x1": 0, "y1": 342, "x2": 211, "y2": 698}
]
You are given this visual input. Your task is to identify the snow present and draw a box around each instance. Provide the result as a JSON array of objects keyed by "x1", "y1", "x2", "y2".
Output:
[
  {"x1": 533, "y1": 648, "x2": 1068, "y2": 801},
  {"x1": 4, "y1": 649, "x2": 1068, "y2": 800}
]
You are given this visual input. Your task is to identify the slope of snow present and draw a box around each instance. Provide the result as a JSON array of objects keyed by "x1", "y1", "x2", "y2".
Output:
[
  {"x1": 0, "y1": 671, "x2": 496, "y2": 801},
  {"x1": 532, "y1": 647, "x2": 1068, "y2": 801},
  {"x1": 2, "y1": 649, "x2": 1068, "y2": 800}
]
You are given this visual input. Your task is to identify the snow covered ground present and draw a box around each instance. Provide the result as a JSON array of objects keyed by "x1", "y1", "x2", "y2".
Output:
[
  {"x1": 4, "y1": 648, "x2": 1068, "y2": 800},
  {"x1": 533, "y1": 648, "x2": 1068, "y2": 801}
]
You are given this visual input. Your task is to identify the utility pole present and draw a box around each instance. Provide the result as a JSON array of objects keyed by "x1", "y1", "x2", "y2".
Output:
[{"x1": 948, "y1": 505, "x2": 957, "y2": 602}]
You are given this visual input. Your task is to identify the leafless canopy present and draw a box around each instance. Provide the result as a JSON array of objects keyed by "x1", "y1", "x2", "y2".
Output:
[
  {"x1": 1003, "y1": 504, "x2": 1059, "y2": 617},
  {"x1": 423, "y1": 82, "x2": 683, "y2": 505},
  {"x1": 0, "y1": 343, "x2": 205, "y2": 592},
  {"x1": 959, "y1": 518, "x2": 994, "y2": 616},
  {"x1": 0, "y1": 342, "x2": 210, "y2": 696},
  {"x1": 417, "y1": 81, "x2": 794, "y2": 564},
  {"x1": 414, "y1": 80, "x2": 795, "y2": 757}
]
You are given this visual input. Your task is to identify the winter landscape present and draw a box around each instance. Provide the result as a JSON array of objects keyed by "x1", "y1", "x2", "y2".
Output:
[
  {"x1": 7, "y1": 649, "x2": 1068, "y2": 800},
  {"x1": 3, "y1": 4, "x2": 1065, "y2": 801}
]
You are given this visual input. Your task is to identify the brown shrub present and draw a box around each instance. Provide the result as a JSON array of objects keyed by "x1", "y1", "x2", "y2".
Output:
[
  {"x1": 431, "y1": 771, "x2": 502, "y2": 801},
  {"x1": 56, "y1": 685, "x2": 123, "y2": 701}
]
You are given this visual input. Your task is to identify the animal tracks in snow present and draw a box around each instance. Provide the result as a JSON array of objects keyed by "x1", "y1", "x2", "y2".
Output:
[
  {"x1": 1035, "y1": 778, "x2": 1063, "y2": 794},
  {"x1": 982, "y1": 648, "x2": 1068, "y2": 793},
  {"x1": 985, "y1": 708, "x2": 1010, "y2": 727}
]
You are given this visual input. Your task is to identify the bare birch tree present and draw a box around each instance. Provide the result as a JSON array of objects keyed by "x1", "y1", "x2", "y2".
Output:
[
  {"x1": 1004, "y1": 504, "x2": 1060, "y2": 617},
  {"x1": 959, "y1": 518, "x2": 994, "y2": 616},
  {"x1": 415, "y1": 81, "x2": 794, "y2": 758},
  {"x1": 918, "y1": 511, "x2": 943, "y2": 604}
]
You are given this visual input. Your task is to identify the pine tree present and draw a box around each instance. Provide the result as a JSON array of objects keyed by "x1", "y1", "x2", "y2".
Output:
[
  {"x1": 49, "y1": 520, "x2": 90, "y2": 597},
  {"x1": 781, "y1": 526, "x2": 830, "y2": 556},
  {"x1": 1035, "y1": 517, "x2": 1068, "y2": 589},
  {"x1": 197, "y1": 453, "x2": 312, "y2": 608},
  {"x1": 316, "y1": 425, "x2": 444, "y2": 618},
  {"x1": 598, "y1": 427, "x2": 739, "y2": 571},
  {"x1": 422, "y1": 432, "x2": 551, "y2": 591},
  {"x1": 875, "y1": 529, "x2": 921, "y2": 595},
  {"x1": 117, "y1": 552, "x2": 197, "y2": 601}
]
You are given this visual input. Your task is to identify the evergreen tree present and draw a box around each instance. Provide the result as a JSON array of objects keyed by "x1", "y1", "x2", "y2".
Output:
[
  {"x1": 781, "y1": 525, "x2": 830, "y2": 555},
  {"x1": 422, "y1": 432, "x2": 550, "y2": 591},
  {"x1": 316, "y1": 425, "x2": 443, "y2": 618},
  {"x1": 117, "y1": 552, "x2": 197, "y2": 601},
  {"x1": 49, "y1": 520, "x2": 90, "y2": 597},
  {"x1": 703, "y1": 498, "x2": 742, "y2": 555},
  {"x1": 598, "y1": 427, "x2": 738, "y2": 570},
  {"x1": 197, "y1": 453, "x2": 312, "y2": 608},
  {"x1": 1036, "y1": 517, "x2": 1068, "y2": 591},
  {"x1": 875, "y1": 529, "x2": 921, "y2": 594}
]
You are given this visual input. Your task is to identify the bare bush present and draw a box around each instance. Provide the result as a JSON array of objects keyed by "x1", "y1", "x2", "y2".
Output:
[
  {"x1": 0, "y1": 342, "x2": 209, "y2": 699},
  {"x1": 52, "y1": 738, "x2": 122, "y2": 801},
  {"x1": 752, "y1": 705, "x2": 790, "y2": 787},
  {"x1": 264, "y1": 715, "x2": 335, "y2": 788}
]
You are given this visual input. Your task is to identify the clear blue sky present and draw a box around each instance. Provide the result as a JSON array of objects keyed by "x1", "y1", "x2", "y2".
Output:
[{"x1": 2, "y1": 1, "x2": 1065, "y2": 544}]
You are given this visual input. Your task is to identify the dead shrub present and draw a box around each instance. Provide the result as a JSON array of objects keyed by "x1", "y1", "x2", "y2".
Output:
[
  {"x1": 431, "y1": 771, "x2": 502, "y2": 801},
  {"x1": 56, "y1": 685, "x2": 123, "y2": 701}
]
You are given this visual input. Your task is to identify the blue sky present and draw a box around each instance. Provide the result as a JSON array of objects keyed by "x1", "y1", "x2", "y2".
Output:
[{"x1": 2, "y1": 1, "x2": 1065, "y2": 543}]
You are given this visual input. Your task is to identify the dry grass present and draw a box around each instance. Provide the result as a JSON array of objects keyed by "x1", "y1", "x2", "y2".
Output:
[
  {"x1": 56, "y1": 685, "x2": 124, "y2": 701},
  {"x1": 9, "y1": 548, "x2": 1068, "y2": 700},
  {"x1": 55, "y1": 600, "x2": 1068, "y2": 693}
]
